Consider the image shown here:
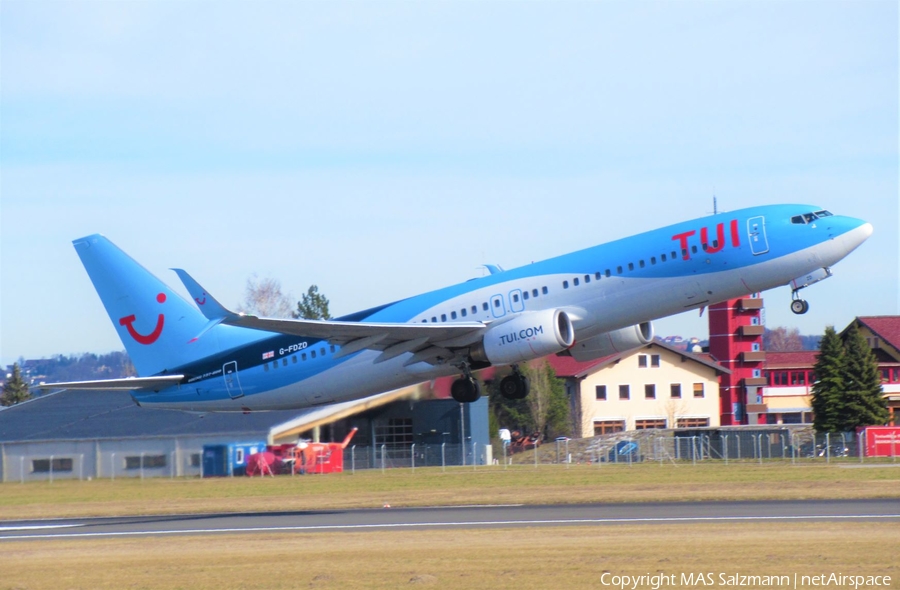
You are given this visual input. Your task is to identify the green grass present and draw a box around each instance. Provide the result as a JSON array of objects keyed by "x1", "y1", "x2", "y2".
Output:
[{"x1": 2, "y1": 462, "x2": 898, "y2": 520}]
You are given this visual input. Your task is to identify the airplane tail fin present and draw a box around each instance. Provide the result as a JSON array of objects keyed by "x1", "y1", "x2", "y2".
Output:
[{"x1": 73, "y1": 235, "x2": 221, "y2": 376}]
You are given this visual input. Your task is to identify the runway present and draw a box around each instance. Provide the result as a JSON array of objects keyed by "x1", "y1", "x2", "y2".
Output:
[{"x1": 1, "y1": 499, "x2": 897, "y2": 541}]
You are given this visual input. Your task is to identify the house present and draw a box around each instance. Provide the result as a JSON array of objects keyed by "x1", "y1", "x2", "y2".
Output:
[{"x1": 548, "y1": 341, "x2": 730, "y2": 437}]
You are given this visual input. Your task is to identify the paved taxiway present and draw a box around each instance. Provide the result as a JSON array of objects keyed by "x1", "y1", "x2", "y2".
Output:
[{"x1": 1, "y1": 499, "x2": 897, "y2": 541}]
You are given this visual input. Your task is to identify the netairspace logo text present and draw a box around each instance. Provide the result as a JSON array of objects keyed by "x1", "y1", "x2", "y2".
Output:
[{"x1": 599, "y1": 572, "x2": 892, "y2": 590}]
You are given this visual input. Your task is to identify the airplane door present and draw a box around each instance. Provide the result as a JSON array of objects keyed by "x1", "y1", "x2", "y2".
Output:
[
  {"x1": 490, "y1": 294, "x2": 506, "y2": 318},
  {"x1": 747, "y1": 216, "x2": 769, "y2": 255},
  {"x1": 223, "y1": 361, "x2": 244, "y2": 399},
  {"x1": 509, "y1": 289, "x2": 525, "y2": 313}
]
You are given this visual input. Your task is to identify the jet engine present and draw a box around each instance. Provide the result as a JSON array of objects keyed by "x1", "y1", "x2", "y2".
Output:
[
  {"x1": 470, "y1": 309, "x2": 575, "y2": 366},
  {"x1": 567, "y1": 322, "x2": 654, "y2": 362}
]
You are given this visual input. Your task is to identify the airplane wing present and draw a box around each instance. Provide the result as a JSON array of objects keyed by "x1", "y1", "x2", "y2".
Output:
[
  {"x1": 172, "y1": 269, "x2": 490, "y2": 365},
  {"x1": 36, "y1": 375, "x2": 185, "y2": 393}
]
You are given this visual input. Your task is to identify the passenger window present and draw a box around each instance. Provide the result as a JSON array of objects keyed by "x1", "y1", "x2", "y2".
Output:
[
  {"x1": 542, "y1": 286, "x2": 548, "y2": 295},
  {"x1": 573, "y1": 278, "x2": 579, "y2": 286},
  {"x1": 628, "y1": 263, "x2": 634, "y2": 271},
  {"x1": 441, "y1": 314, "x2": 447, "y2": 322},
  {"x1": 422, "y1": 319, "x2": 427, "y2": 323},
  {"x1": 264, "y1": 363, "x2": 269, "y2": 372},
  {"x1": 483, "y1": 302, "x2": 489, "y2": 311},
  {"x1": 691, "y1": 245, "x2": 698, "y2": 254},
  {"x1": 292, "y1": 356, "x2": 297, "y2": 364},
  {"x1": 451, "y1": 311, "x2": 457, "y2": 319},
  {"x1": 584, "y1": 275, "x2": 590, "y2": 283},
  {"x1": 639, "y1": 260, "x2": 645, "y2": 268},
  {"x1": 605, "y1": 269, "x2": 611, "y2": 277},
  {"x1": 595, "y1": 272, "x2": 601, "y2": 280},
  {"x1": 302, "y1": 353, "x2": 307, "y2": 361},
  {"x1": 681, "y1": 249, "x2": 688, "y2": 258},
  {"x1": 512, "y1": 294, "x2": 519, "y2": 302},
  {"x1": 617, "y1": 266, "x2": 623, "y2": 274},
  {"x1": 282, "y1": 358, "x2": 288, "y2": 367},
  {"x1": 661, "y1": 254, "x2": 667, "y2": 262},
  {"x1": 320, "y1": 347, "x2": 325, "y2": 355},
  {"x1": 311, "y1": 350, "x2": 316, "y2": 359},
  {"x1": 461, "y1": 308, "x2": 468, "y2": 316},
  {"x1": 472, "y1": 305, "x2": 478, "y2": 314},
  {"x1": 493, "y1": 300, "x2": 500, "y2": 308},
  {"x1": 651, "y1": 257, "x2": 656, "y2": 265},
  {"x1": 330, "y1": 345, "x2": 335, "y2": 353},
  {"x1": 671, "y1": 251, "x2": 677, "y2": 259},
  {"x1": 563, "y1": 280, "x2": 569, "y2": 289},
  {"x1": 532, "y1": 289, "x2": 538, "y2": 298},
  {"x1": 432, "y1": 316, "x2": 437, "y2": 323},
  {"x1": 272, "y1": 359, "x2": 278, "y2": 368},
  {"x1": 522, "y1": 292, "x2": 529, "y2": 300}
]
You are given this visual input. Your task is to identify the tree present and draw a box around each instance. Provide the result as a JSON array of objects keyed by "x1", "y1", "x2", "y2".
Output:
[
  {"x1": 840, "y1": 325, "x2": 889, "y2": 430},
  {"x1": 237, "y1": 275, "x2": 294, "y2": 318},
  {"x1": 1, "y1": 363, "x2": 31, "y2": 406},
  {"x1": 810, "y1": 326, "x2": 846, "y2": 433},
  {"x1": 294, "y1": 285, "x2": 331, "y2": 320},
  {"x1": 764, "y1": 326, "x2": 804, "y2": 352}
]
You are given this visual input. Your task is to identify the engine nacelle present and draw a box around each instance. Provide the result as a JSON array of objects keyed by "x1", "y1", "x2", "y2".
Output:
[
  {"x1": 567, "y1": 322, "x2": 654, "y2": 362},
  {"x1": 471, "y1": 309, "x2": 575, "y2": 366}
]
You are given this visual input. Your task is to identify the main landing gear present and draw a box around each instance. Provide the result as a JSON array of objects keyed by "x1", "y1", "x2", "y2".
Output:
[
  {"x1": 499, "y1": 365, "x2": 530, "y2": 400},
  {"x1": 451, "y1": 364, "x2": 481, "y2": 403}
]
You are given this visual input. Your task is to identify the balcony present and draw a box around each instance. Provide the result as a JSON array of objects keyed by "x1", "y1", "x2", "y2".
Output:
[
  {"x1": 739, "y1": 324, "x2": 765, "y2": 337},
  {"x1": 740, "y1": 351, "x2": 767, "y2": 363},
  {"x1": 743, "y1": 377, "x2": 768, "y2": 387},
  {"x1": 738, "y1": 298, "x2": 763, "y2": 311}
]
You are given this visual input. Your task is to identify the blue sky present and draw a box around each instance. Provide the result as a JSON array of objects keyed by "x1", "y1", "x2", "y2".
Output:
[{"x1": 1, "y1": 1, "x2": 897, "y2": 366}]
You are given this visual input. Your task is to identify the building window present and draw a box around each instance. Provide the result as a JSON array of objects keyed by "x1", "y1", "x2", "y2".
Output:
[
  {"x1": 635, "y1": 419, "x2": 666, "y2": 430},
  {"x1": 594, "y1": 420, "x2": 626, "y2": 435},
  {"x1": 692, "y1": 383, "x2": 704, "y2": 398},
  {"x1": 125, "y1": 455, "x2": 167, "y2": 470},
  {"x1": 619, "y1": 385, "x2": 630, "y2": 400},
  {"x1": 790, "y1": 371, "x2": 806, "y2": 385},
  {"x1": 651, "y1": 354, "x2": 660, "y2": 367},
  {"x1": 236, "y1": 449, "x2": 245, "y2": 464},
  {"x1": 670, "y1": 384, "x2": 682, "y2": 399},
  {"x1": 752, "y1": 342, "x2": 760, "y2": 352},
  {"x1": 644, "y1": 384, "x2": 656, "y2": 399},
  {"x1": 32, "y1": 458, "x2": 73, "y2": 473},
  {"x1": 595, "y1": 385, "x2": 607, "y2": 400},
  {"x1": 374, "y1": 418, "x2": 413, "y2": 448},
  {"x1": 638, "y1": 355, "x2": 648, "y2": 368},
  {"x1": 676, "y1": 417, "x2": 710, "y2": 428}
]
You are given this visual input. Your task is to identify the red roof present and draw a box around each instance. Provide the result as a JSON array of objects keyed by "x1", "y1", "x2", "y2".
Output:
[
  {"x1": 855, "y1": 316, "x2": 900, "y2": 351},
  {"x1": 765, "y1": 351, "x2": 818, "y2": 369}
]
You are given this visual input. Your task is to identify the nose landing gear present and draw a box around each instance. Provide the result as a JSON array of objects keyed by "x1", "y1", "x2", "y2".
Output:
[{"x1": 790, "y1": 298, "x2": 809, "y2": 315}]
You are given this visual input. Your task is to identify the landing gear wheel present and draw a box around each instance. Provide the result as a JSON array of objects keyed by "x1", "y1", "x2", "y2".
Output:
[
  {"x1": 451, "y1": 376, "x2": 481, "y2": 403},
  {"x1": 499, "y1": 373, "x2": 530, "y2": 400},
  {"x1": 790, "y1": 299, "x2": 809, "y2": 315}
]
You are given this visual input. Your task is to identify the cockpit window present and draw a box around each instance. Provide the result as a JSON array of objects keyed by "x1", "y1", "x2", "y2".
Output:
[{"x1": 792, "y1": 210, "x2": 832, "y2": 224}]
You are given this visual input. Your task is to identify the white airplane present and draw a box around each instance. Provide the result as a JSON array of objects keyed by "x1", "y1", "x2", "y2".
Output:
[{"x1": 41, "y1": 204, "x2": 871, "y2": 412}]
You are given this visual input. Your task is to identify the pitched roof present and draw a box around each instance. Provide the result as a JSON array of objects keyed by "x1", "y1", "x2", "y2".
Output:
[
  {"x1": 0, "y1": 390, "x2": 302, "y2": 443},
  {"x1": 853, "y1": 316, "x2": 900, "y2": 352},
  {"x1": 764, "y1": 351, "x2": 818, "y2": 369},
  {"x1": 546, "y1": 340, "x2": 729, "y2": 378}
]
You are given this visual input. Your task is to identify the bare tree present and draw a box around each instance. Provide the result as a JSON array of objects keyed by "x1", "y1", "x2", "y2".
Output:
[
  {"x1": 237, "y1": 274, "x2": 294, "y2": 318},
  {"x1": 764, "y1": 326, "x2": 804, "y2": 351}
]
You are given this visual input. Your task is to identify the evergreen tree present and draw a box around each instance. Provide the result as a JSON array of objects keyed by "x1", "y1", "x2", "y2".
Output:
[
  {"x1": 1, "y1": 363, "x2": 31, "y2": 406},
  {"x1": 810, "y1": 326, "x2": 845, "y2": 433},
  {"x1": 840, "y1": 325, "x2": 889, "y2": 430},
  {"x1": 294, "y1": 285, "x2": 331, "y2": 320}
]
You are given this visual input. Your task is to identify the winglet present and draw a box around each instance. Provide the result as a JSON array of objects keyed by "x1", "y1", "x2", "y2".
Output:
[
  {"x1": 171, "y1": 269, "x2": 241, "y2": 321},
  {"x1": 483, "y1": 264, "x2": 505, "y2": 275}
]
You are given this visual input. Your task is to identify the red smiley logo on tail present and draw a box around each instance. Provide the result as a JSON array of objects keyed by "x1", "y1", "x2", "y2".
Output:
[{"x1": 119, "y1": 293, "x2": 166, "y2": 345}]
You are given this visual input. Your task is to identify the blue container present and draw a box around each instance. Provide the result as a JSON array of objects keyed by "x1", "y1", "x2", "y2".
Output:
[{"x1": 202, "y1": 441, "x2": 266, "y2": 477}]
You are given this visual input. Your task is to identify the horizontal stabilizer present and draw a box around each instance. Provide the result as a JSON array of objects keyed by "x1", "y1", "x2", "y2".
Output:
[{"x1": 36, "y1": 375, "x2": 185, "y2": 393}]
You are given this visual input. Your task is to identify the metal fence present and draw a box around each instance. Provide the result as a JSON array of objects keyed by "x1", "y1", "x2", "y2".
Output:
[{"x1": 344, "y1": 442, "x2": 490, "y2": 472}]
